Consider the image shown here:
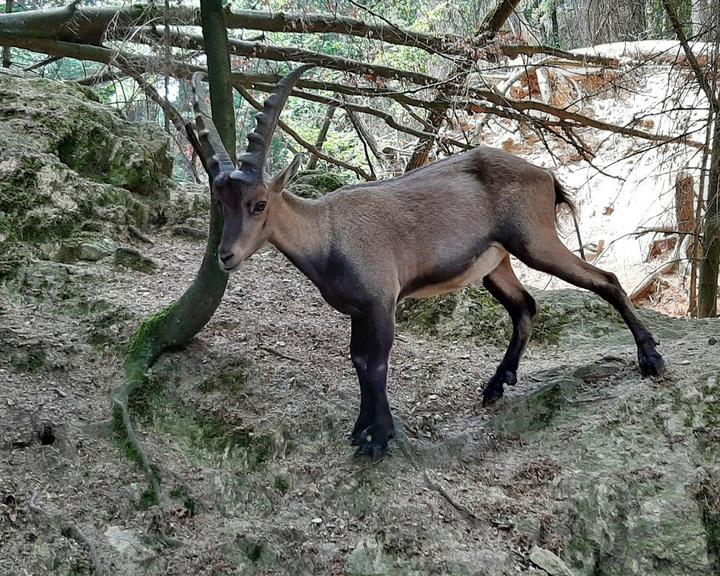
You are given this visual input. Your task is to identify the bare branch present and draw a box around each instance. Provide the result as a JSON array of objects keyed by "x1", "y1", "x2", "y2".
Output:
[
  {"x1": 235, "y1": 85, "x2": 373, "y2": 181},
  {"x1": 661, "y1": 0, "x2": 719, "y2": 112}
]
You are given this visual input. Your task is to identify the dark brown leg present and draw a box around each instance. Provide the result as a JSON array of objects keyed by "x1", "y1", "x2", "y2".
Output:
[
  {"x1": 482, "y1": 256, "x2": 538, "y2": 405},
  {"x1": 511, "y1": 236, "x2": 665, "y2": 377},
  {"x1": 349, "y1": 304, "x2": 395, "y2": 460}
]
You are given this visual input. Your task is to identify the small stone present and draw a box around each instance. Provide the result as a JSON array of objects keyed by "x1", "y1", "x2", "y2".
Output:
[
  {"x1": 105, "y1": 526, "x2": 158, "y2": 569},
  {"x1": 311, "y1": 517, "x2": 323, "y2": 524},
  {"x1": 709, "y1": 337, "x2": 717, "y2": 345},
  {"x1": 529, "y1": 546, "x2": 575, "y2": 576},
  {"x1": 114, "y1": 246, "x2": 157, "y2": 273}
]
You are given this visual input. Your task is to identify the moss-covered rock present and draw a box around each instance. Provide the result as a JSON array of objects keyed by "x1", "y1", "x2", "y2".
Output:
[
  {"x1": 485, "y1": 361, "x2": 720, "y2": 576},
  {"x1": 0, "y1": 69, "x2": 206, "y2": 278},
  {"x1": 290, "y1": 170, "x2": 355, "y2": 198},
  {"x1": 397, "y1": 288, "x2": 629, "y2": 348},
  {"x1": 54, "y1": 235, "x2": 117, "y2": 263},
  {"x1": 0, "y1": 70, "x2": 171, "y2": 196},
  {"x1": 114, "y1": 246, "x2": 157, "y2": 274}
]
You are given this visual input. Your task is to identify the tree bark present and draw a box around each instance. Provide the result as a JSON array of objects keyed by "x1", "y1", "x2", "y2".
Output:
[
  {"x1": 1, "y1": 0, "x2": 12, "y2": 68},
  {"x1": 698, "y1": 110, "x2": 720, "y2": 317},
  {"x1": 111, "y1": 0, "x2": 233, "y2": 504},
  {"x1": 306, "y1": 105, "x2": 336, "y2": 170},
  {"x1": 0, "y1": 3, "x2": 457, "y2": 55},
  {"x1": 691, "y1": 0, "x2": 719, "y2": 41}
]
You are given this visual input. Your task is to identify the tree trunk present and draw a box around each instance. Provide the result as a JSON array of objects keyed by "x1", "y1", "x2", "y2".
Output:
[
  {"x1": 698, "y1": 110, "x2": 720, "y2": 317},
  {"x1": 691, "y1": 0, "x2": 719, "y2": 40},
  {"x1": 306, "y1": 105, "x2": 335, "y2": 170},
  {"x1": 558, "y1": 0, "x2": 646, "y2": 46},
  {"x1": 112, "y1": 0, "x2": 233, "y2": 504},
  {"x1": 2, "y1": 0, "x2": 12, "y2": 68}
]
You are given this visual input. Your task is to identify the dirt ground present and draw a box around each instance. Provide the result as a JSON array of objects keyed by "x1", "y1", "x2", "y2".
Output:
[{"x1": 1, "y1": 229, "x2": 719, "y2": 576}]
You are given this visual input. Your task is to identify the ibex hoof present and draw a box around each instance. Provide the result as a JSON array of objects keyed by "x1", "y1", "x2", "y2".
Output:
[
  {"x1": 353, "y1": 425, "x2": 392, "y2": 461},
  {"x1": 482, "y1": 370, "x2": 514, "y2": 406},
  {"x1": 482, "y1": 386, "x2": 504, "y2": 407},
  {"x1": 639, "y1": 347, "x2": 665, "y2": 377}
]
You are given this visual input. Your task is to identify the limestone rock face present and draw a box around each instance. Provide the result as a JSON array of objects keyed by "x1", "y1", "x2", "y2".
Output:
[{"x1": 0, "y1": 69, "x2": 210, "y2": 277}]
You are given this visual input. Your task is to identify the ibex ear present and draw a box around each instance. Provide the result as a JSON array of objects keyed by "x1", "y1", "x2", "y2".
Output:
[{"x1": 272, "y1": 153, "x2": 302, "y2": 193}]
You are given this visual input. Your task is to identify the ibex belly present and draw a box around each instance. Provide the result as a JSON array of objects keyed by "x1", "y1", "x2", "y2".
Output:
[{"x1": 406, "y1": 243, "x2": 507, "y2": 299}]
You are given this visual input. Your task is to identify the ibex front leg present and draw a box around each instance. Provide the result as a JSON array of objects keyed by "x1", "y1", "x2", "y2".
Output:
[{"x1": 349, "y1": 306, "x2": 395, "y2": 460}]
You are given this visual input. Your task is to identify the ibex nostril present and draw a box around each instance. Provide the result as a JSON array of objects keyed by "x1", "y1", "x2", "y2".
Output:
[{"x1": 220, "y1": 252, "x2": 234, "y2": 263}]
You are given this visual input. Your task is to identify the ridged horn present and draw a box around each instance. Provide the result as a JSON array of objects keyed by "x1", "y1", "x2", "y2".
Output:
[
  {"x1": 238, "y1": 64, "x2": 315, "y2": 182},
  {"x1": 191, "y1": 72, "x2": 236, "y2": 179}
]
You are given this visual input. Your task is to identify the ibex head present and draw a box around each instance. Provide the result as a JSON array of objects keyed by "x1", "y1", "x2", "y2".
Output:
[{"x1": 192, "y1": 65, "x2": 314, "y2": 272}]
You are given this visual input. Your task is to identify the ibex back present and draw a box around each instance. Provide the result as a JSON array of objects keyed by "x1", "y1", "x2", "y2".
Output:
[{"x1": 190, "y1": 66, "x2": 665, "y2": 460}]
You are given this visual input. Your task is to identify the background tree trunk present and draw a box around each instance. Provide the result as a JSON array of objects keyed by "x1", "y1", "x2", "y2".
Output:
[
  {"x1": 2, "y1": 0, "x2": 12, "y2": 68},
  {"x1": 698, "y1": 110, "x2": 720, "y2": 316},
  {"x1": 558, "y1": 0, "x2": 647, "y2": 46},
  {"x1": 306, "y1": 105, "x2": 336, "y2": 170}
]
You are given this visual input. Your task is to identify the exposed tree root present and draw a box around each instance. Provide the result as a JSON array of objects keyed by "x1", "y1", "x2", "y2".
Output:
[{"x1": 28, "y1": 491, "x2": 104, "y2": 575}]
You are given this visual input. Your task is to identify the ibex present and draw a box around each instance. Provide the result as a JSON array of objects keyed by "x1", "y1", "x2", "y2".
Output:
[{"x1": 191, "y1": 66, "x2": 665, "y2": 459}]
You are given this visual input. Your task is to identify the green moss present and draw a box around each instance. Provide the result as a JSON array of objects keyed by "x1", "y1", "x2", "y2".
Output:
[
  {"x1": 114, "y1": 246, "x2": 157, "y2": 273},
  {"x1": 290, "y1": 170, "x2": 354, "y2": 198},
  {"x1": 199, "y1": 359, "x2": 251, "y2": 393},
  {"x1": 112, "y1": 405, "x2": 145, "y2": 467},
  {"x1": 169, "y1": 485, "x2": 198, "y2": 516},
  {"x1": 138, "y1": 485, "x2": 159, "y2": 510},
  {"x1": 127, "y1": 368, "x2": 273, "y2": 469},
  {"x1": 691, "y1": 475, "x2": 720, "y2": 572},
  {"x1": 273, "y1": 476, "x2": 290, "y2": 494},
  {"x1": 396, "y1": 293, "x2": 459, "y2": 335},
  {"x1": 126, "y1": 303, "x2": 178, "y2": 360},
  {"x1": 9, "y1": 348, "x2": 46, "y2": 373},
  {"x1": 396, "y1": 288, "x2": 624, "y2": 347},
  {"x1": 463, "y1": 287, "x2": 511, "y2": 346}
]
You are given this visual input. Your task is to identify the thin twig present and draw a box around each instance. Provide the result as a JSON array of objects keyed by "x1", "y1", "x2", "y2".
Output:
[
  {"x1": 424, "y1": 470, "x2": 480, "y2": 522},
  {"x1": 260, "y1": 345, "x2": 302, "y2": 362},
  {"x1": 236, "y1": 85, "x2": 373, "y2": 181}
]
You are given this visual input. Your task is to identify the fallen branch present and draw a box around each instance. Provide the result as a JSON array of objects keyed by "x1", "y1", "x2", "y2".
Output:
[{"x1": 128, "y1": 225, "x2": 153, "y2": 244}]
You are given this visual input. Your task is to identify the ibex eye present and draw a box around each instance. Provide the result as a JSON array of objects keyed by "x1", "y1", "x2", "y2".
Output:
[{"x1": 254, "y1": 201, "x2": 267, "y2": 213}]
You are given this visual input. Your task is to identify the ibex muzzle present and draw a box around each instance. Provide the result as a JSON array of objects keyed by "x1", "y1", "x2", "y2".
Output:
[{"x1": 191, "y1": 67, "x2": 665, "y2": 460}]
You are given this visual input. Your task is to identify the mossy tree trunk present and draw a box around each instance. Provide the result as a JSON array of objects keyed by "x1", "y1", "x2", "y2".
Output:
[
  {"x1": 698, "y1": 110, "x2": 720, "y2": 317},
  {"x1": 112, "y1": 0, "x2": 235, "y2": 503}
]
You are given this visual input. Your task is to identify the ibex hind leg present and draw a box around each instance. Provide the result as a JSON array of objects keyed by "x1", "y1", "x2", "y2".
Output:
[
  {"x1": 481, "y1": 256, "x2": 538, "y2": 406},
  {"x1": 512, "y1": 236, "x2": 665, "y2": 377}
]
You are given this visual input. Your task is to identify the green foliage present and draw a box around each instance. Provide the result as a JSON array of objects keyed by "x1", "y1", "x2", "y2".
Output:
[
  {"x1": 273, "y1": 476, "x2": 291, "y2": 494},
  {"x1": 169, "y1": 485, "x2": 199, "y2": 516},
  {"x1": 646, "y1": 0, "x2": 693, "y2": 39}
]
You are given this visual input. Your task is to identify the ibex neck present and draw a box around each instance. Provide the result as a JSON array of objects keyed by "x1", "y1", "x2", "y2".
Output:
[{"x1": 270, "y1": 192, "x2": 329, "y2": 270}]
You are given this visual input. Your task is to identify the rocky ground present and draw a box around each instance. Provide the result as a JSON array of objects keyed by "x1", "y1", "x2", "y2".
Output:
[{"x1": 1, "y1": 70, "x2": 719, "y2": 576}]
